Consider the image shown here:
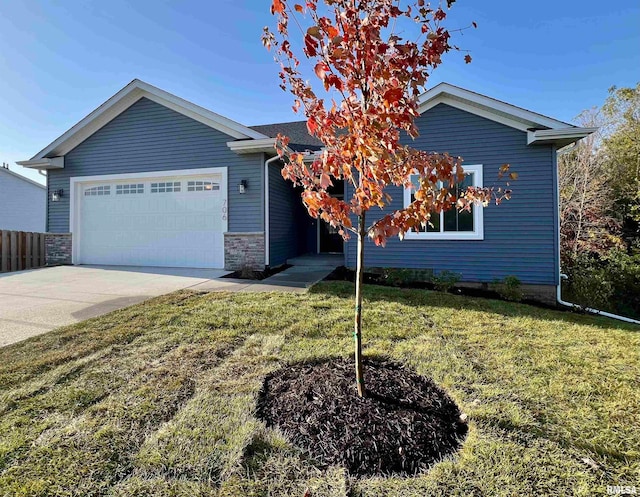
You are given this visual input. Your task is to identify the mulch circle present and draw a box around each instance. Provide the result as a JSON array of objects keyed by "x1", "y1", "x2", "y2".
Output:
[{"x1": 256, "y1": 357, "x2": 468, "y2": 477}]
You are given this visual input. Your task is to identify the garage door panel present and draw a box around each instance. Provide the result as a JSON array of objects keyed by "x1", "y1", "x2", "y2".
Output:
[{"x1": 77, "y1": 172, "x2": 226, "y2": 268}]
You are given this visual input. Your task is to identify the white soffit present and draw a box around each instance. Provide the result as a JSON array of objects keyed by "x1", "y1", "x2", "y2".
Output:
[{"x1": 28, "y1": 79, "x2": 269, "y2": 161}]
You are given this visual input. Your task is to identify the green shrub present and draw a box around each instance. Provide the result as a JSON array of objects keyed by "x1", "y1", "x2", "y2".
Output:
[
  {"x1": 431, "y1": 270, "x2": 461, "y2": 293},
  {"x1": 564, "y1": 250, "x2": 640, "y2": 318},
  {"x1": 601, "y1": 249, "x2": 640, "y2": 317},
  {"x1": 565, "y1": 255, "x2": 614, "y2": 310},
  {"x1": 380, "y1": 268, "x2": 414, "y2": 287},
  {"x1": 491, "y1": 275, "x2": 523, "y2": 302}
]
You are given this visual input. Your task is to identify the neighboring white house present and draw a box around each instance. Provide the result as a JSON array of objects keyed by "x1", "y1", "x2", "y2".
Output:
[{"x1": 0, "y1": 165, "x2": 46, "y2": 232}]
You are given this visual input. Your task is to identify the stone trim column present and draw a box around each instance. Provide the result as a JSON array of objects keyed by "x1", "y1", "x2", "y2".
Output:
[
  {"x1": 45, "y1": 233, "x2": 72, "y2": 266},
  {"x1": 224, "y1": 232, "x2": 265, "y2": 271}
]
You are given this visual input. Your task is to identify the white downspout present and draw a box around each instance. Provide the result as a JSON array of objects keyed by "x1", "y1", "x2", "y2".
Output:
[
  {"x1": 264, "y1": 155, "x2": 280, "y2": 267},
  {"x1": 555, "y1": 148, "x2": 640, "y2": 325}
]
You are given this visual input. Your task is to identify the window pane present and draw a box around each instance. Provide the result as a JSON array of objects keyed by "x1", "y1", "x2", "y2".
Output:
[
  {"x1": 458, "y1": 207, "x2": 474, "y2": 231},
  {"x1": 461, "y1": 172, "x2": 474, "y2": 190},
  {"x1": 426, "y1": 212, "x2": 440, "y2": 232},
  {"x1": 443, "y1": 208, "x2": 457, "y2": 231}
]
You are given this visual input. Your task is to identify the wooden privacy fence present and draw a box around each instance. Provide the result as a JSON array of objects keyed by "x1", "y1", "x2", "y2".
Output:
[{"x1": 0, "y1": 230, "x2": 46, "y2": 273}]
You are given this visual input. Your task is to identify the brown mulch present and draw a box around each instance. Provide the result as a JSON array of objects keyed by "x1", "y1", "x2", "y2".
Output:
[{"x1": 256, "y1": 357, "x2": 468, "y2": 477}]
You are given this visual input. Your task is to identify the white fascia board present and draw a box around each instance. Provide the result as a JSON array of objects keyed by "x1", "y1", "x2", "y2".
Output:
[
  {"x1": 227, "y1": 138, "x2": 277, "y2": 154},
  {"x1": 527, "y1": 127, "x2": 598, "y2": 146},
  {"x1": 30, "y1": 79, "x2": 269, "y2": 160},
  {"x1": 227, "y1": 139, "x2": 324, "y2": 159},
  {"x1": 16, "y1": 157, "x2": 64, "y2": 170},
  {"x1": 418, "y1": 83, "x2": 574, "y2": 132}
]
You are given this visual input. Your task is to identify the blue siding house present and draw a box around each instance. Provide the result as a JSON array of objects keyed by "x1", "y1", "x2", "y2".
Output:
[{"x1": 18, "y1": 80, "x2": 595, "y2": 303}]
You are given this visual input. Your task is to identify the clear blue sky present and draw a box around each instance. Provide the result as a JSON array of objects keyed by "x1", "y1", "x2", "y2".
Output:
[{"x1": 1, "y1": 0, "x2": 639, "y2": 185}]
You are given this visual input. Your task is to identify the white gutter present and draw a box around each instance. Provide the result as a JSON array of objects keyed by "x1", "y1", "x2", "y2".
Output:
[
  {"x1": 264, "y1": 155, "x2": 281, "y2": 267},
  {"x1": 16, "y1": 157, "x2": 64, "y2": 170},
  {"x1": 528, "y1": 127, "x2": 599, "y2": 146},
  {"x1": 228, "y1": 138, "x2": 278, "y2": 154},
  {"x1": 555, "y1": 148, "x2": 640, "y2": 325}
]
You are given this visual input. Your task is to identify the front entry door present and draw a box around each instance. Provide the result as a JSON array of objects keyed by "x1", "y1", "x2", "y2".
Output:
[
  {"x1": 319, "y1": 220, "x2": 344, "y2": 253},
  {"x1": 318, "y1": 180, "x2": 345, "y2": 253}
]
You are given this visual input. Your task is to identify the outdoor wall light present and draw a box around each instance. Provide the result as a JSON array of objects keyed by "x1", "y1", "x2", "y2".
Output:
[
  {"x1": 238, "y1": 180, "x2": 248, "y2": 194},
  {"x1": 51, "y1": 189, "x2": 64, "y2": 202}
]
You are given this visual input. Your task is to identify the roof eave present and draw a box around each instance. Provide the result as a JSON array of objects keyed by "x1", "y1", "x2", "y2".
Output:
[
  {"x1": 16, "y1": 157, "x2": 64, "y2": 170},
  {"x1": 227, "y1": 138, "x2": 277, "y2": 154},
  {"x1": 527, "y1": 127, "x2": 598, "y2": 147},
  {"x1": 418, "y1": 82, "x2": 576, "y2": 133},
  {"x1": 30, "y1": 79, "x2": 269, "y2": 160}
]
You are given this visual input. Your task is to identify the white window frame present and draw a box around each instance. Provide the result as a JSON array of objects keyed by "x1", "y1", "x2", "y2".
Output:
[
  {"x1": 150, "y1": 181, "x2": 181, "y2": 193},
  {"x1": 187, "y1": 180, "x2": 220, "y2": 192},
  {"x1": 83, "y1": 185, "x2": 111, "y2": 196},
  {"x1": 115, "y1": 183, "x2": 144, "y2": 195},
  {"x1": 403, "y1": 164, "x2": 484, "y2": 241}
]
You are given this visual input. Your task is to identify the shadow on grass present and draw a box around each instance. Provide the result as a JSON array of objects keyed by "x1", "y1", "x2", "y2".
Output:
[{"x1": 309, "y1": 281, "x2": 639, "y2": 333}]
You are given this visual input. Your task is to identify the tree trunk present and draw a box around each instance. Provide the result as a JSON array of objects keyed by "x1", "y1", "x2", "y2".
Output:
[{"x1": 354, "y1": 213, "x2": 366, "y2": 397}]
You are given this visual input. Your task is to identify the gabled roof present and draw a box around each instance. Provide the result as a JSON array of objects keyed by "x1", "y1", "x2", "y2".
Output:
[
  {"x1": 19, "y1": 80, "x2": 596, "y2": 168},
  {"x1": 0, "y1": 166, "x2": 46, "y2": 190},
  {"x1": 229, "y1": 121, "x2": 324, "y2": 155},
  {"x1": 19, "y1": 79, "x2": 269, "y2": 167},
  {"x1": 249, "y1": 121, "x2": 323, "y2": 149},
  {"x1": 231, "y1": 83, "x2": 596, "y2": 152},
  {"x1": 418, "y1": 82, "x2": 575, "y2": 131}
]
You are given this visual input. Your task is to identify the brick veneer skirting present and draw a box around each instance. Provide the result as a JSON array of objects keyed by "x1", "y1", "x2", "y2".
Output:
[
  {"x1": 45, "y1": 233, "x2": 72, "y2": 266},
  {"x1": 224, "y1": 232, "x2": 265, "y2": 271}
]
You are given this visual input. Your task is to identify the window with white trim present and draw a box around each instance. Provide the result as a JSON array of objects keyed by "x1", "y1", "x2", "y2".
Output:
[
  {"x1": 151, "y1": 182, "x2": 181, "y2": 193},
  {"x1": 403, "y1": 164, "x2": 484, "y2": 240},
  {"x1": 84, "y1": 185, "x2": 110, "y2": 196},
  {"x1": 187, "y1": 180, "x2": 219, "y2": 192},
  {"x1": 116, "y1": 183, "x2": 144, "y2": 195}
]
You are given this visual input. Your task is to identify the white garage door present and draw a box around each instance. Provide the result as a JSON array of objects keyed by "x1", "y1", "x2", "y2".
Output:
[{"x1": 76, "y1": 170, "x2": 227, "y2": 268}]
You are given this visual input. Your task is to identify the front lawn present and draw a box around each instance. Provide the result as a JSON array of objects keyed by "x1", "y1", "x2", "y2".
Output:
[{"x1": 0, "y1": 282, "x2": 638, "y2": 496}]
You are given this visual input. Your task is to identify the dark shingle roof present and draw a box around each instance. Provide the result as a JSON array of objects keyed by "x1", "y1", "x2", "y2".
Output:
[{"x1": 249, "y1": 120, "x2": 323, "y2": 150}]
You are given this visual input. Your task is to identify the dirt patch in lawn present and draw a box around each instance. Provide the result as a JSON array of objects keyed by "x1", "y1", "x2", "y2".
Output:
[{"x1": 257, "y1": 357, "x2": 468, "y2": 477}]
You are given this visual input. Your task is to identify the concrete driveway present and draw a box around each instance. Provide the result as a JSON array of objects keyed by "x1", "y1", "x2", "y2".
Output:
[{"x1": 0, "y1": 265, "x2": 237, "y2": 347}]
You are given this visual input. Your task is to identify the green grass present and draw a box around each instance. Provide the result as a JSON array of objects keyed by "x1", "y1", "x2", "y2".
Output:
[{"x1": 0, "y1": 282, "x2": 638, "y2": 496}]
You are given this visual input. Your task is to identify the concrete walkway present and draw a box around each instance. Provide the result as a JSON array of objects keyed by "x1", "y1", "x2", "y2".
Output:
[{"x1": 0, "y1": 262, "x2": 339, "y2": 347}]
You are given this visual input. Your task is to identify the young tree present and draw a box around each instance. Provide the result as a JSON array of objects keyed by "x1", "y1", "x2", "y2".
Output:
[
  {"x1": 558, "y1": 108, "x2": 623, "y2": 263},
  {"x1": 263, "y1": 0, "x2": 512, "y2": 397},
  {"x1": 601, "y1": 83, "x2": 640, "y2": 240}
]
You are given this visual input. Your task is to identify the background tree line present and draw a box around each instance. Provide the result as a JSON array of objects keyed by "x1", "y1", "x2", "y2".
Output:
[{"x1": 559, "y1": 83, "x2": 639, "y2": 318}]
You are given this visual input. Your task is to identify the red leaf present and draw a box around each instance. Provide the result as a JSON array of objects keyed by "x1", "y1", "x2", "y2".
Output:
[
  {"x1": 320, "y1": 173, "x2": 332, "y2": 189},
  {"x1": 294, "y1": 3, "x2": 304, "y2": 13},
  {"x1": 464, "y1": 54, "x2": 472, "y2": 64},
  {"x1": 314, "y1": 62, "x2": 329, "y2": 80},
  {"x1": 271, "y1": 0, "x2": 285, "y2": 14},
  {"x1": 307, "y1": 118, "x2": 317, "y2": 135},
  {"x1": 383, "y1": 88, "x2": 403, "y2": 107},
  {"x1": 304, "y1": 35, "x2": 318, "y2": 57}
]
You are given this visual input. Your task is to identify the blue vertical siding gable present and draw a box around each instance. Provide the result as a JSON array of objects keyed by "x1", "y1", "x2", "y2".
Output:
[{"x1": 345, "y1": 103, "x2": 559, "y2": 286}]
